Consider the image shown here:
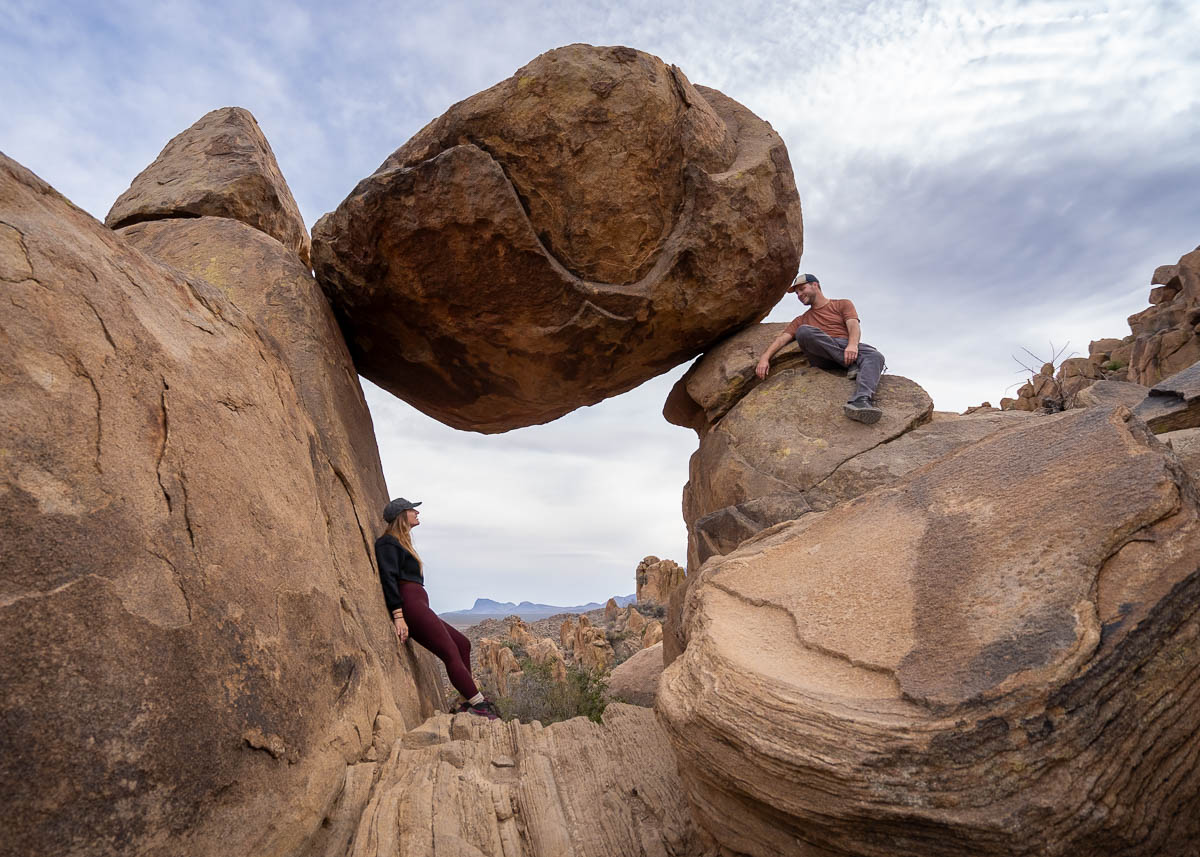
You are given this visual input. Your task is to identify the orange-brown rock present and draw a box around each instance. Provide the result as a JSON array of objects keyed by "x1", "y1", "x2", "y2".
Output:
[
  {"x1": 0, "y1": 154, "x2": 441, "y2": 857},
  {"x1": 659, "y1": 405, "x2": 1200, "y2": 856},
  {"x1": 608, "y1": 643, "x2": 665, "y2": 708},
  {"x1": 677, "y1": 324, "x2": 933, "y2": 570},
  {"x1": 1134, "y1": 359, "x2": 1200, "y2": 433},
  {"x1": 338, "y1": 705, "x2": 717, "y2": 857},
  {"x1": 311, "y1": 44, "x2": 803, "y2": 433},
  {"x1": 635, "y1": 555, "x2": 685, "y2": 605},
  {"x1": 642, "y1": 620, "x2": 663, "y2": 648},
  {"x1": 525, "y1": 637, "x2": 568, "y2": 684},
  {"x1": 477, "y1": 638, "x2": 523, "y2": 696},
  {"x1": 106, "y1": 107, "x2": 311, "y2": 267},
  {"x1": 560, "y1": 615, "x2": 615, "y2": 672},
  {"x1": 1127, "y1": 246, "x2": 1200, "y2": 386}
]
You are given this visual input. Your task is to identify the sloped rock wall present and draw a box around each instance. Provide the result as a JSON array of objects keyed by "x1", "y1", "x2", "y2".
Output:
[{"x1": 658, "y1": 405, "x2": 1200, "y2": 856}]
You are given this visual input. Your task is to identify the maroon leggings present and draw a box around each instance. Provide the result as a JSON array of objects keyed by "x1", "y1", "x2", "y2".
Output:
[{"x1": 399, "y1": 582, "x2": 478, "y2": 698}]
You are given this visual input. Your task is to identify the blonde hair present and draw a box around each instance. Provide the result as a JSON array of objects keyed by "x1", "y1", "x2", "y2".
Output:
[{"x1": 384, "y1": 512, "x2": 422, "y2": 570}]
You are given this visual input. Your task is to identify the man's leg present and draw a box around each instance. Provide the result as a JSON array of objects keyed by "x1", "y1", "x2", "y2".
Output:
[
  {"x1": 793, "y1": 325, "x2": 851, "y2": 370},
  {"x1": 852, "y1": 342, "x2": 885, "y2": 403}
]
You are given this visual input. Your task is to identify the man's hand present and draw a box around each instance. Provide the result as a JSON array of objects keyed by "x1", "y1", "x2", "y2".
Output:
[
  {"x1": 393, "y1": 615, "x2": 409, "y2": 644},
  {"x1": 843, "y1": 345, "x2": 858, "y2": 365},
  {"x1": 755, "y1": 356, "x2": 771, "y2": 379}
]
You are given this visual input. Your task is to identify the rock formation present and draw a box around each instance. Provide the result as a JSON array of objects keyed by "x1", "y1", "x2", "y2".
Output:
[
  {"x1": 477, "y1": 638, "x2": 523, "y2": 696},
  {"x1": 1, "y1": 140, "x2": 441, "y2": 856},
  {"x1": 667, "y1": 323, "x2": 935, "y2": 573},
  {"x1": 608, "y1": 643, "x2": 666, "y2": 708},
  {"x1": 311, "y1": 43, "x2": 803, "y2": 432},
  {"x1": 658, "y1": 405, "x2": 1200, "y2": 856},
  {"x1": 106, "y1": 107, "x2": 312, "y2": 268},
  {"x1": 1002, "y1": 244, "x2": 1200, "y2": 410},
  {"x1": 635, "y1": 555, "x2": 685, "y2": 605},
  {"x1": 560, "y1": 615, "x2": 616, "y2": 672},
  {"x1": 329, "y1": 705, "x2": 717, "y2": 857}
]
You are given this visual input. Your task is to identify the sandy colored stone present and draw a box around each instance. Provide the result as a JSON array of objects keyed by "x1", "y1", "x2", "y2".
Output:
[
  {"x1": 560, "y1": 615, "x2": 615, "y2": 673},
  {"x1": 1134, "y1": 359, "x2": 1200, "y2": 433},
  {"x1": 635, "y1": 555, "x2": 686, "y2": 605},
  {"x1": 312, "y1": 44, "x2": 803, "y2": 433},
  {"x1": 642, "y1": 620, "x2": 663, "y2": 648},
  {"x1": 0, "y1": 154, "x2": 441, "y2": 857},
  {"x1": 665, "y1": 322, "x2": 808, "y2": 432},
  {"x1": 477, "y1": 638, "x2": 523, "y2": 696},
  {"x1": 1074, "y1": 379, "x2": 1150, "y2": 410},
  {"x1": 342, "y1": 705, "x2": 717, "y2": 857},
  {"x1": 1161, "y1": 427, "x2": 1200, "y2": 483},
  {"x1": 659, "y1": 405, "x2": 1200, "y2": 857},
  {"x1": 106, "y1": 107, "x2": 311, "y2": 267},
  {"x1": 682, "y1": 360, "x2": 932, "y2": 569},
  {"x1": 608, "y1": 643, "x2": 665, "y2": 707}
]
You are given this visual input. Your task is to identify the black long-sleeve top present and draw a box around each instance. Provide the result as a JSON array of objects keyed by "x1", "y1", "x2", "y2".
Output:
[{"x1": 375, "y1": 534, "x2": 424, "y2": 612}]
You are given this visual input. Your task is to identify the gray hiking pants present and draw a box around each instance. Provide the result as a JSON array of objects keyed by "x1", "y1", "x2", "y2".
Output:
[{"x1": 793, "y1": 324, "x2": 885, "y2": 403}]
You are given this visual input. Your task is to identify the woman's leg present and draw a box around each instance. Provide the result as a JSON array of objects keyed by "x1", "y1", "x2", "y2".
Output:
[
  {"x1": 443, "y1": 620, "x2": 472, "y2": 667},
  {"x1": 398, "y1": 583, "x2": 479, "y2": 698}
]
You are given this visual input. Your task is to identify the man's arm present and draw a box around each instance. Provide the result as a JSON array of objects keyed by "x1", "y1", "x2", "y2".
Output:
[
  {"x1": 843, "y1": 318, "x2": 862, "y2": 365},
  {"x1": 755, "y1": 330, "x2": 795, "y2": 379}
]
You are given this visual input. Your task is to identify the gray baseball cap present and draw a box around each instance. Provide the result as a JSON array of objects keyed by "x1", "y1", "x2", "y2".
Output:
[{"x1": 383, "y1": 497, "x2": 422, "y2": 522}]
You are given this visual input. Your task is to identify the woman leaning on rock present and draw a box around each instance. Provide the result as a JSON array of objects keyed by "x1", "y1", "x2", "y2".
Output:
[{"x1": 376, "y1": 497, "x2": 498, "y2": 719}]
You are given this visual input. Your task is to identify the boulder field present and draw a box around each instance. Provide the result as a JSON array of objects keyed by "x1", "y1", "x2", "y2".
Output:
[{"x1": 5, "y1": 39, "x2": 1200, "y2": 857}]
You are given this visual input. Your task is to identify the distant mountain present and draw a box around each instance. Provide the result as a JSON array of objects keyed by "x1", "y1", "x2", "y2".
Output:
[{"x1": 440, "y1": 594, "x2": 636, "y2": 626}]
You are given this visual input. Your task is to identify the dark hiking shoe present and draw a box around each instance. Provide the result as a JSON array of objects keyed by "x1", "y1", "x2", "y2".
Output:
[
  {"x1": 846, "y1": 365, "x2": 858, "y2": 380},
  {"x1": 468, "y1": 700, "x2": 500, "y2": 720},
  {"x1": 844, "y1": 399, "x2": 883, "y2": 425},
  {"x1": 452, "y1": 700, "x2": 472, "y2": 714}
]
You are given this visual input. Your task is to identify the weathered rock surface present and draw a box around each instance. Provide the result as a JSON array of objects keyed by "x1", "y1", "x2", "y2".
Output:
[
  {"x1": 658, "y1": 405, "x2": 1200, "y2": 856},
  {"x1": 678, "y1": 323, "x2": 934, "y2": 570},
  {"x1": 0, "y1": 154, "x2": 441, "y2": 857},
  {"x1": 1162, "y1": 426, "x2": 1200, "y2": 483},
  {"x1": 560, "y1": 615, "x2": 616, "y2": 672},
  {"x1": 106, "y1": 107, "x2": 312, "y2": 267},
  {"x1": 332, "y1": 705, "x2": 717, "y2": 857},
  {"x1": 1134, "y1": 359, "x2": 1200, "y2": 433},
  {"x1": 1074, "y1": 378, "x2": 1150, "y2": 410},
  {"x1": 312, "y1": 44, "x2": 803, "y2": 432},
  {"x1": 477, "y1": 638, "x2": 523, "y2": 696},
  {"x1": 608, "y1": 643, "x2": 665, "y2": 708},
  {"x1": 636, "y1": 555, "x2": 685, "y2": 605}
]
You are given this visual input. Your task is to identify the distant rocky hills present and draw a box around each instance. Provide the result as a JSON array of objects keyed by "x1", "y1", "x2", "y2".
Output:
[{"x1": 440, "y1": 595, "x2": 636, "y2": 628}]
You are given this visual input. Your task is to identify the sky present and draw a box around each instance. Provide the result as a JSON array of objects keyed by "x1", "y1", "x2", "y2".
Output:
[{"x1": 4, "y1": 0, "x2": 1199, "y2": 611}]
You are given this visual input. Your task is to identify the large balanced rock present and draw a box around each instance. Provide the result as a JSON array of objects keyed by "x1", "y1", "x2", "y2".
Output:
[
  {"x1": 658, "y1": 405, "x2": 1200, "y2": 856},
  {"x1": 330, "y1": 705, "x2": 718, "y2": 857},
  {"x1": 312, "y1": 44, "x2": 803, "y2": 432},
  {"x1": 106, "y1": 107, "x2": 312, "y2": 267},
  {"x1": 0, "y1": 154, "x2": 441, "y2": 857}
]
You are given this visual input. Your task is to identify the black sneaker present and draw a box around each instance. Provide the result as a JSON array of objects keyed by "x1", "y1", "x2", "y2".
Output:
[
  {"x1": 844, "y1": 399, "x2": 883, "y2": 424},
  {"x1": 468, "y1": 699, "x2": 500, "y2": 720}
]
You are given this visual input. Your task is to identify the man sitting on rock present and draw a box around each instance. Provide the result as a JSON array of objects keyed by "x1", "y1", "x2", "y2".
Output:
[{"x1": 755, "y1": 273, "x2": 886, "y2": 424}]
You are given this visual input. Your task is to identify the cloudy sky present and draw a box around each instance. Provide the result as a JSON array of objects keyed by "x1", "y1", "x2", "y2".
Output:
[{"x1": 4, "y1": 0, "x2": 1198, "y2": 611}]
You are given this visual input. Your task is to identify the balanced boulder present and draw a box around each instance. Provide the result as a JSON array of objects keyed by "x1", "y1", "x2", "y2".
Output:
[{"x1": 312, "y1": 44, "x2": 803, "y2": 432}]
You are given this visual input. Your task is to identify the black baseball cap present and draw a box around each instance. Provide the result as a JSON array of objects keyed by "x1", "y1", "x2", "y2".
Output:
[
  {"x1": 786, "y1": 273, "x2": 819, "y2": 293},
  {"x1": 383, "y1": 498, "x2": 422, "y2": 522}
]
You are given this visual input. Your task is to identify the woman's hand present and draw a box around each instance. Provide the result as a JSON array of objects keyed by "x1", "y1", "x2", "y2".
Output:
[{"x1": 393, "y1": 614, "x2": 409, "y2": 644}]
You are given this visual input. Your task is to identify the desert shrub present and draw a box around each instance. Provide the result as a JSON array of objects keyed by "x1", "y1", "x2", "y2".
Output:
[
  {"x1": 1102, "y1": 359, "x2": 1126, "y2": 372},
  {"x1": 494, "y1": 658, "x2": 609, "y2": 725},
  {"x1": 634, "y1": 603, "x2": 666, "y2": 620}
]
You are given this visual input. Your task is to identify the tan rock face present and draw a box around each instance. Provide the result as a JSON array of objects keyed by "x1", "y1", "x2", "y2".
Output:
[
  {"x1": 335, "y1": 705, "x2": 717, "y2": 857},
  {"x1": 477, "y1": 638, "x2": 523, "y2": 696},
  {"x1": 636, "y1": 555, "x2": 685, "y2": 605},
  {"x1": 0, "y1": 155, "x2": 441, "y2": 857},
  {"x1": 659, "y1": 405, "x2": 1200, "y2": 856},
  {"x1": 680, "y1": 327, "x2": 933, "y2": 570},
  {"x1": 311, "y1": 44, "x2": 803, "y2": 433},
  {"x1": 106, "y1": 107, "x2": 312, "y2": 267},
  {"x1": 560, "y1": 615, "x2": 616, "y2": 672},
  {"x1": 608, "y1": 643, "x2": 665, "y2": 707}
]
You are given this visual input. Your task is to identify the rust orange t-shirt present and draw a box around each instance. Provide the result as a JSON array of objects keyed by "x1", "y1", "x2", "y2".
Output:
[{"x1": 784, "y1": 299, "x2": 859, "y2": 340}]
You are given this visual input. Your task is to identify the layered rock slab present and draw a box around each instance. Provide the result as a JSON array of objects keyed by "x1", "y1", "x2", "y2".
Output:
[
  {"x1": 331, "y1": 705, "x2": 717, "y2": 857},
  {"x1": 105, "y1": 106, "x2": 312, "y2": 267},
  {"x1": 312, "y1": 43, "x2": 803, "y2": 432},
  {"x1": 658, "y1": 405, "x2": 1200, "y2": 856},
  {"x1": 0, "y1": 155, "x2": 440, "y2": 857}
]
